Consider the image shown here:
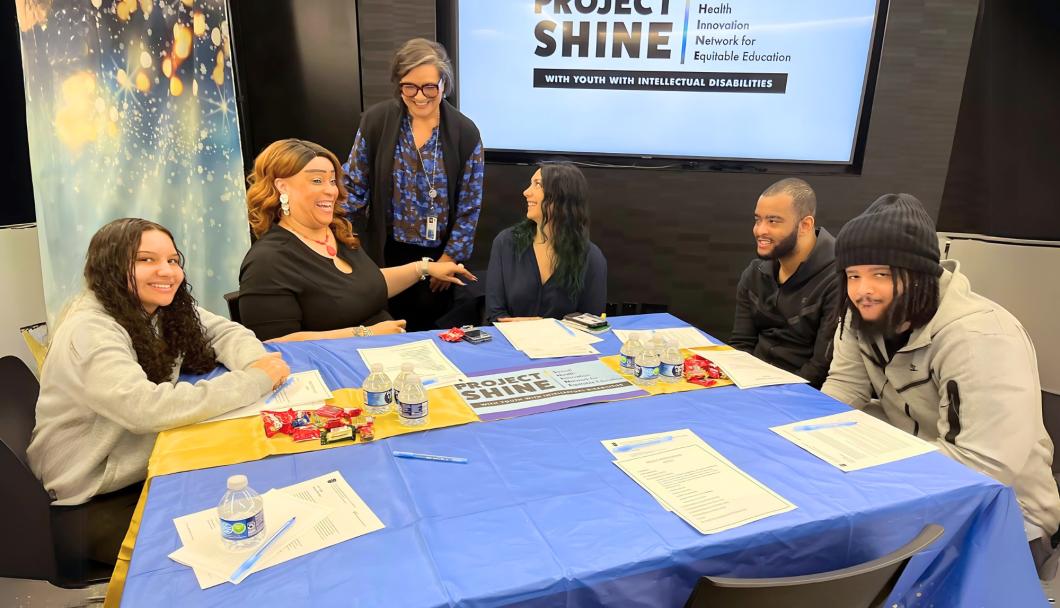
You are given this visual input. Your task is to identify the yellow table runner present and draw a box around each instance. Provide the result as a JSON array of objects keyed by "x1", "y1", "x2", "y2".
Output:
[{"x1": 105, "y1": 349, "x2": 733, "y2": 606}]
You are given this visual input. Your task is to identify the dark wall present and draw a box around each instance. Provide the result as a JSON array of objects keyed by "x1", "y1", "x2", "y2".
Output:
[
  {"x1": 228, "y1": 0, "x2": 362, "y2": 167},
  {"x1": 3, "y1": 1, "x2": 36, "y2": 227},
  {"x1": 356, "y1": 0, "x2": 979, "y2": 338},
  {"x1": 939, "y1": 0, "x2": 1060, "y2": 241}
]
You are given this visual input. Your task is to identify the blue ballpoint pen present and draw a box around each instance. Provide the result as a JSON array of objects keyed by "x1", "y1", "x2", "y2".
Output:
[
  {"x1": 228, "y1": 516, "x2": 296, "y2": 584},
  {"x1": 614, "y1": 435, "x2": 674, "y2": 453},
  {"x1": 392, "y1": 450, "x2": 468, "y2": 464},
  {"x1": 264, "y1": 377, "x2": 294, "y2": 405},
  {"x1": 793, "y1": 421, "x2": 858, "y2": 432},
  {"x1": 557, "y1": 320, "x2": 577, "y2": 337}
]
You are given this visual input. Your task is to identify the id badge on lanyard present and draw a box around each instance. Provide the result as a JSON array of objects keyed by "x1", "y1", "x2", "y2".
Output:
[{"x1": 426, "y1": 216, "x2": 438, "y2": 241}]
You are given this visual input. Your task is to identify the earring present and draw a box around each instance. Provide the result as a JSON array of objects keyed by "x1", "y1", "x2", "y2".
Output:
[{"x1": 279, "y1": 193, "x2": 290, "y2": 216}]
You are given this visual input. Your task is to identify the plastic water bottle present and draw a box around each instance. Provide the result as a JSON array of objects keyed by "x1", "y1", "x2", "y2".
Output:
[
  {"x1": 392, "y1": 362, "x2": 415, "y2": 405},
  {"x1": 397, "y1": 372, "x2": 429, "y2": 427},
  {"x1": 633, "y1": 347, "x2": 660, "y2": 386},
  {"x1": 619, "y1": 336, "x2": 642, "y2": 371},
  {"x1": 218, "y1": 475, "x2": 265, "y2": 551},
  {"x1": 659, "y1": 341, "x2": 684, "y2": 383},
  {"x1": 362, "y1": 363, "x2": 393, "y2": 415}
]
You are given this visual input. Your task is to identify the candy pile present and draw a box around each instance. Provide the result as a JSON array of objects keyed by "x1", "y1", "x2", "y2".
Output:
[
  {"x1": 261, "y1": 405, "x2": 375, "y2": 445},
  {"x1": 683, "y1": 354, "x2": 726, "y2": 388}
]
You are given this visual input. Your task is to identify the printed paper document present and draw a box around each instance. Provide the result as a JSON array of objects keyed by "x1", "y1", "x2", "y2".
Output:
[
  {"x1": 613, "y1": 327, "x2": 716, "y2": 350},
  {"x1": 690, "y1": 347, "x2": 808, "y2": 389},
  {"x1": 494, "y1": 318, "x2": 601, "y2": 358},
  {"x1": 611, "y1": 430, "x2": 795, "y2": 534},
  {"x1": 771, "y1": 410, "x2": 938, "y2": 472},
  {"x1": 200, "y1": 369, "x2": 332, "y2": 423},
  {"x1": 357, "y1": 339, "x2": 465, "y2": 387},
  {"x1": 169, "y1": 471, "x2": 384, "y2": 588}
]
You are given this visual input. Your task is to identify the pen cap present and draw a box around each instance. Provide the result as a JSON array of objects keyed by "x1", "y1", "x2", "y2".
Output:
[{"x1": 227, "y1": 475, "x2": 248, "y2": 491}]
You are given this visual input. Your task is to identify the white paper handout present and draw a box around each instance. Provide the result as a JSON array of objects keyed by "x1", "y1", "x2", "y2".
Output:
[
  {"x1": 690, "y1": 347, "x2": 808, "y2": 389},
  {"x1": 357, "y1": 339, "x2": 465, "y2": 387},
  {"x1": 168, "y1": 471, "x2": 384, "y2": 588},
  {"x1": 610, "y1": 430, "x2": 795, "y2": 534},
  {"x1": 200, "y1": 370, "x2": 333, "y2": 424},
  {"x1": 493, "y1": 318, "x2": 600, "y2": 358},
  {"x1": 771, "y1": 409, "x2": 938, "y2": 472},
  {"x1": 612, "y1": 327, "x2": 716, "y2": 350}
]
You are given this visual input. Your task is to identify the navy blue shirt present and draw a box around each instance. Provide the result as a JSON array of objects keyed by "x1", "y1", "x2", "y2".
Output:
[{"x1": 485, "y1": 227, "x2": 607, "y2": 323}]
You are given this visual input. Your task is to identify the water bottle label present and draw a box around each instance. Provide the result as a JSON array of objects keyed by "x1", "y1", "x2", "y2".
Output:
[
  {"x1": 365, "y1": 389, "x2": 392, "y2": 407},
  {"x1": 659, "y1": 363, "x2": 683, "y2": 378},
  {"x1": 220, "y1": 510, "x2": 264, "y2": 541},
  {"x1": 635, "y1": 364, "x2": 659, "y2": 379},
  {"x1": 399, "y1": 400, "x2": 428, "y2": 419},
  {"x1": 619, "y1": 353, "x2": 635, "y2": 369}
]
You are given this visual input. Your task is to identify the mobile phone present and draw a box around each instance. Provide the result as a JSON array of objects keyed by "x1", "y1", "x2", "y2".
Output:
[
  {"x1": 564, "y1": 313, "x2": 608, "y2": 329},
  {"x1": 462, "y1": 329, "x2": 493, "y2": 344}
]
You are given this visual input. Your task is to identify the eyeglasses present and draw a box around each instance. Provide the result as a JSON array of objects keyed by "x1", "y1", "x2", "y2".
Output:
[{"x1": 399, "y1": 80, "x2": 442, "y2": 99}]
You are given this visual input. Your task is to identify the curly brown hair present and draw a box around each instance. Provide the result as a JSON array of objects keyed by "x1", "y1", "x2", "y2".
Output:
[
  {"x1": 84, "y1": 218, "x2": 218, "y2": 383},
  {"x1": 246, "y1": 138, "x2": 359, "y2": 248}
]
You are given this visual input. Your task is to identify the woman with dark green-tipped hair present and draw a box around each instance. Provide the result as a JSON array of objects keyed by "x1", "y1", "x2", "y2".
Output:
[{"x1": 485, "y1": 162, "x2": 607, "y2": 323}]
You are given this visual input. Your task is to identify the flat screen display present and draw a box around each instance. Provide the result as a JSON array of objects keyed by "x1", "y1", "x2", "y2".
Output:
[{"x1": 451, "y1": 0, "x2": 885, "y2": 164}]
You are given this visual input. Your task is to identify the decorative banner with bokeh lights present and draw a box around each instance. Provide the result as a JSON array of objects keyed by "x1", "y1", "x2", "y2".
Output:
[{"x1": 15, "y1": 0, "x2": 250, "y2": 321}]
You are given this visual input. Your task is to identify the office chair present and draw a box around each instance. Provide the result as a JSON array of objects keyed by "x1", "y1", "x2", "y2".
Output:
[
  {"x1": 224, "y1": 290, "x2": 241, "y2": 323},
  {"x1": 684, "y1": 523, "x2": 944, "y2": 608},
  {"x1": 0, "y1": 355, "x2": 112, "y2": 588}
]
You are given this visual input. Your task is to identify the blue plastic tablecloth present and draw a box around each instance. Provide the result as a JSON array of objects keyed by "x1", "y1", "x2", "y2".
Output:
[{"x1": 122, "y1": 314, "x2": 1046, "y2": 607}]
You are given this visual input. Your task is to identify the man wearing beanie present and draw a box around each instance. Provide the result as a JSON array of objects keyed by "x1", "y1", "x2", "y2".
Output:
[
  {"x1": 822, "y1": 193, "x2": 1060, "y2": 577},
  {"x1": 729, "y1": 178, "x2": 840, "y2": 388}
]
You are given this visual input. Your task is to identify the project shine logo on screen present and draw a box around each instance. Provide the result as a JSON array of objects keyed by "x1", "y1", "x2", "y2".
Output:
[{"x1": 533, "y1": 0, "x2": 675, "y2": 59}]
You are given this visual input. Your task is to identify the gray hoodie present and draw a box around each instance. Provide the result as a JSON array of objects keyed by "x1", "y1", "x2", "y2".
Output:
[
  {"x1": 27, "y1": 292, "x2": 273, "y2": 506},
  {"x1": 823, "y1": 260, "x2": 1060, "y2": 536}
]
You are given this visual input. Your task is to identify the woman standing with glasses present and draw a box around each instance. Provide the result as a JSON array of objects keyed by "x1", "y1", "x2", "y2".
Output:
[{"x1": 343, "y1": 38, "x2": 485, "y2": 331}]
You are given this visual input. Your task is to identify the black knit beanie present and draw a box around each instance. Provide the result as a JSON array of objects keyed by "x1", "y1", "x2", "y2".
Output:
[{"x1": 835, "y1": 193, "x2": 942, "y2": 276}]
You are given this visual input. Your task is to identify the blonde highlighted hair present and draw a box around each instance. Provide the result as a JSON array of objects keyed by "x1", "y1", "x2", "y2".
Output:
[{"x1": 246, "y1": 138, "x2": 359, "y2": 248}]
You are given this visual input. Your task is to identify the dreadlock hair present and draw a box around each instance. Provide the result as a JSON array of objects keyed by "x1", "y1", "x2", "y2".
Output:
[
  {"x1": 511, "y1": 162, "x2": 591, "y2": 301},
  {"x1": 83, "y1": 218, "x2": 218, "y2": 383},
  {"x1": 838, "y1": 266, "x2": 940, "y2": 339}
]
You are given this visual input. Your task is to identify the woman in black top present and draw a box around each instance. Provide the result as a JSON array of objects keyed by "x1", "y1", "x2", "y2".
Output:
[
  {"x1": 485, "y1": 163, "x2": 607, "y2": 323},
  {"x1": 240, "y1": 139, "x2": 475, "y2": 342}
]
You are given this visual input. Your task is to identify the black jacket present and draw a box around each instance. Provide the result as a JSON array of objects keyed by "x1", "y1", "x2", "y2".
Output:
[
  {"x1": 353, "y1": 98, "x2": 481, "y2": 264},
  {"x1": 729, "y1": 228, "x2": 840, "y2": 387}
]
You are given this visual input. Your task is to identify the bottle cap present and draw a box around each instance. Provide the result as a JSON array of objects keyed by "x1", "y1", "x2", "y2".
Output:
[
  {"x1": 227, "y1": 474, "x2": 248, "y2": 490},
  {"x1": 370, "y1": 363, "x2": 384, "y2": 372},
  {"x1": 401, "y1": 362, "x2": 415, "y2": 372}
]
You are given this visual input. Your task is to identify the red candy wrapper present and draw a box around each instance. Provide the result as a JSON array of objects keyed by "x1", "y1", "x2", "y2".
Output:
[
  {"x1": 310, "y1": 405, "x2": 348, "y2": 427},
  {"x1": 323, "y1": 418, "x2": 347, "y2": 430},
  {"x1": 439, "y1": 327, "x2": 465, "y2": 342},
  {"x1": 291, "y1": 427, "x2": 321, "y2": 442},
  {"x1": 684, "y1": 355, "x2": 725, "y2": 387},
  {"x1": 261, "y1": 409, "x2": 296, "y2": 438}
]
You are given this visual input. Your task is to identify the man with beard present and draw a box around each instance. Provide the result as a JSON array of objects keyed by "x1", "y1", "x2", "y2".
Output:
[
  {"x1": 729, "y1": 178, "x2": 839, "y2": 387},
  {"x1": 823, "y1": 193, "x2": 1060, "y2": 578}
]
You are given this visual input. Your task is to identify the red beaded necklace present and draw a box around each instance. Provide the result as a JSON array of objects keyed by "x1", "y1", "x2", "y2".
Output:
[{"x1": 289, "y1": 225, "x2": 336, "y2": 256}]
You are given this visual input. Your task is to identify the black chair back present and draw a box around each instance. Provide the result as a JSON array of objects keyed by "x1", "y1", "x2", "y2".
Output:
[
  {"x1": 0, "y1": 356, "x2": 58, "y2": 581},
  {"x1": 684, "y1": 524, "x2": 944, "y2": 608},
  {"x1": 224, "y1": 290, "x2": 241, "y2": 323}
]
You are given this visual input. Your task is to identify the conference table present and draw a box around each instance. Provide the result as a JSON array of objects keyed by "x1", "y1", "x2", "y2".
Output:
[{"x1": 119, "y1": 314, "x2": 1046, "y2": 607}]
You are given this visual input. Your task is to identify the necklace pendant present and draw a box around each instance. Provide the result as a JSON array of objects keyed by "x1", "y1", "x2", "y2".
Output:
[
  {"x1": 326, "y1": 244, "x2": 337, "y2": 257},
  {"x1": 428, "y1": 188, "x2": 438, "y2": 199}
]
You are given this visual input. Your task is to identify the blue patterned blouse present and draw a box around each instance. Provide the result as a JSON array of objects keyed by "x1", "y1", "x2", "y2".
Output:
[{"x1": 343, "y1": 114, "x2": 485, "y2": 261}]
